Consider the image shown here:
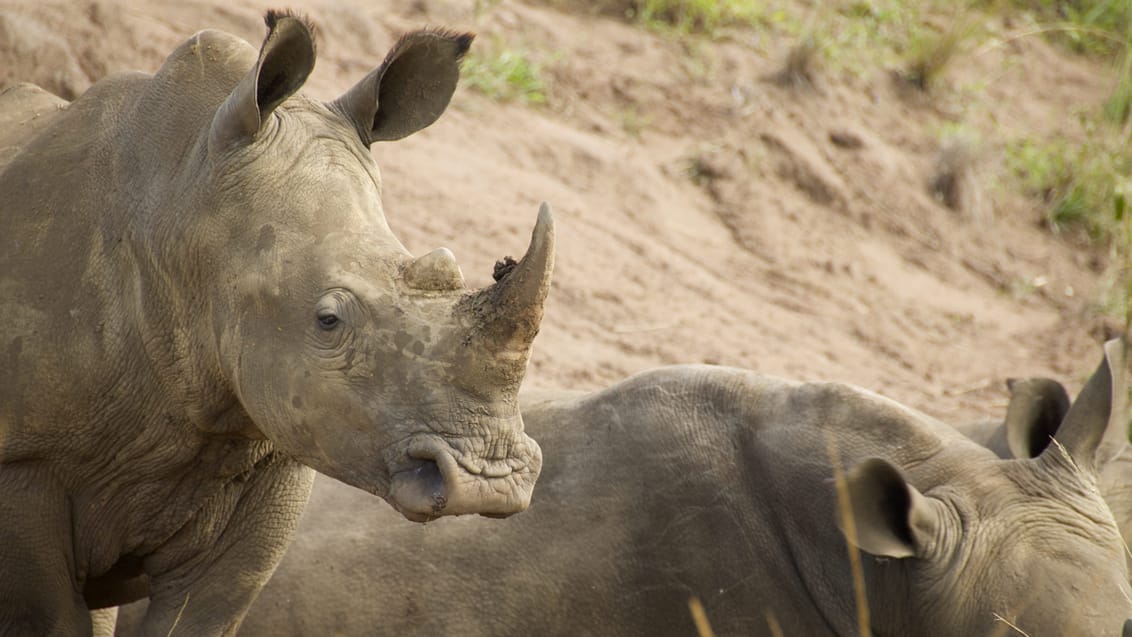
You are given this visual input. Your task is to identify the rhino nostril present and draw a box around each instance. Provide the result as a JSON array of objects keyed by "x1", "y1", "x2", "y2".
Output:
[{"x1": 403, "y1": 456, "x2": 447, "y2": 513}]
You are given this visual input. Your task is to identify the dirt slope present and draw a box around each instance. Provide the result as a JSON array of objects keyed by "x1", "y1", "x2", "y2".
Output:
[{"x1": 1, "y1": 0, "x2": 1122, "y2": 422}]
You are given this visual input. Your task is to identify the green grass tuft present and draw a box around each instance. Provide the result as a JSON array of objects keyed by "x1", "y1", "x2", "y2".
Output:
[
  {"x1": 979, "y1": 0, "x2": 1132, "y2": 56},
  {"x1": 1005, "y1": 135, "x2": 1130, "y2": 239},
  {"x1": 632, "y1": 0, "x2": 768, "y2": 35},
  {"x1": 902, "y1": 22, "x2": 973, "y2": 92},
  {"x1": 1104, "y1": 45, "x2": 1132, "y2": 125},
  {"x1": 461, "y1": 48, "x2": 548, "y2": 105},
  {"x1": 1005, "y1": 130, "x2": 1132, "y2": 325}
]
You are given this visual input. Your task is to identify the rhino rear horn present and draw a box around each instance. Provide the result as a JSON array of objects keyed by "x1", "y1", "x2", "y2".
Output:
[
  {"x1": 1045, "y1": 338, "x2": 1127, "y2": 473},
  {"x1": 403, "y1": 248, "x2": 467, "y2": 292},
  {"x1": 460, "y1": 203, "x2": 555, "y2": 359},
  {"x1": 331, "y1": 29, "x2": 473, "y2": 146},
  {"x1": 209, "y1": 11, "x2": 316, "y2": 154}
]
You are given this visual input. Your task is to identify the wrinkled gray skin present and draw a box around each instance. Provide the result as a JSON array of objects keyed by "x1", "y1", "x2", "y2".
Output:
[
  {"x1": 956, "y1": 371, "x2": 1132, "y2": 549},
  {"x1": 0, "y1": 12, "x2": 554, "y2": 636},
  {"x1": 119, "y1": 341, "x2": 1132, "y2": 636}
]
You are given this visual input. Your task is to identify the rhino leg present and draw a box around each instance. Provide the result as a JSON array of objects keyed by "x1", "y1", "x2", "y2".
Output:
[
  {"x1": 0, "y1": 463, "x2": 91, "y2": 634},
  {"x1": 138, "y1": 457, "x2": 314, "y2": 636}
]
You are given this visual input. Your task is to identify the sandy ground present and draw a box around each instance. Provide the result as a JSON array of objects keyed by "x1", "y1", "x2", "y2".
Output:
[{"x1": 1, "y1": 0, "x2": 1125, "y2": 426}]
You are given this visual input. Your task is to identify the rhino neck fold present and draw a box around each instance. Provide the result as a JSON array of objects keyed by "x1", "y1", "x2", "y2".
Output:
[{"x1": 201, "y1": 399, "x2": 265, "y2": 439}]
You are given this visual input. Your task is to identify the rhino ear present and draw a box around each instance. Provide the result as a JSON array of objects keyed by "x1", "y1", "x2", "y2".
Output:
[
  {"x1": 209, "y1": 11, "x2": 316, "y2": 154},
  {"x1": 1044, "y1": 339, "x2": 1126, "y2": 473},
  {"x1": 1004, "y1": 377, "x2": 1071, "y2": 459},
  {"x1": 331, "y1": 29, "x2": 473, "y2": 145},
  {"x1": 839, "y1": 458, "x2": 939, "y2": 559}
]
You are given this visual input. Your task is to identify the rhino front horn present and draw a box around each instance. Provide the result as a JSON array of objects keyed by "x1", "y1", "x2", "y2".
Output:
[{"x1": 460, "y1": 202, "x2": 555, "y2": 357}]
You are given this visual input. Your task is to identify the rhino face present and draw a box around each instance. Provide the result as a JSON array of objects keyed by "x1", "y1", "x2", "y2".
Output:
[
  {"x1": 845, "y1": 339, "x2": 1132, "y2": 634},
  {"x1": 218, "y1": 205, "x2": 553, "y2": 521},
  {"x1": 923, "y1": 462, "x2": 1131, "y2": 633},
  {"x1": 190, "y1": 14, "x2": 551, "y2": 520}
]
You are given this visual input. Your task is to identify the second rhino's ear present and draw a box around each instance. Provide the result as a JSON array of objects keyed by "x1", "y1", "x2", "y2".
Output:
[
  {"x1": 209, "y1": 11, "x2": 316, "y2": 154},
  {"x1": 839, "y1": 457, "x2": 940, "y2": 559},
  {"x1": 1004, "y1": 377, "x2": 1071, "y2": 459},
  {"x1": 1044, "y1": 338, "x2": 1127, "y2": 474},
  {"x1": 330, "y1": 29, "x2": 473, "y2": 145}
]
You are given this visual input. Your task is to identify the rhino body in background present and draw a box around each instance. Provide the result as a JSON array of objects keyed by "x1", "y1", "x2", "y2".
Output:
[
  {"x1": 143, "y1": 342, "x2": 1132, "y2": 636},
  {"x1": 0, "y1": 12, "x2": 553, "y2": 635}
]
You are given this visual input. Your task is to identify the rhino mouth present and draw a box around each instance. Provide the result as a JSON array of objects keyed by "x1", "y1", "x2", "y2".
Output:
[{"x1": 386, "y1": 435, "x2": 541, "y2": 523}]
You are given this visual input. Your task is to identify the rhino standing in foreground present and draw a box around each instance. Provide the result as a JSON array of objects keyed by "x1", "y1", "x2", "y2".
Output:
[
  {"x1": 0, "y1": 12, "x2": 554, "y2": 635},
  {"x1": 145, "y1": 341, "x2": 1132, "y2": 636}
]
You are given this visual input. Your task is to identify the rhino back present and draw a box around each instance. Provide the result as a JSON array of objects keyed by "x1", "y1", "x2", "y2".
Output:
[
  {"x1": 0, "y1": 29, "x2": 280, "y2": 583},
  {"x1": 0, "y1": 83, "x2": 67, "y2": 174},
  {"x1": 233, "y1": 365, "x2": 991, "y2": 636},
  {"x1": 238, "y1": 367, "x2": 805, "y2": 636},
  {"x1": 0, "y1": 30, "x2": 253, "y2": 458}
]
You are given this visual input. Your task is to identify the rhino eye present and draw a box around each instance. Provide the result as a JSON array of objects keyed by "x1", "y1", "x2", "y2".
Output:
[{"x1": 317, "y1": 313, "x2": 340, "y2": 330}]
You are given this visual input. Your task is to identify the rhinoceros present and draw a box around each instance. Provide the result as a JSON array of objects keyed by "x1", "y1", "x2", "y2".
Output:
[
  {"x1": 0, "y1": 11, "x2": 554, "y2": 635},
  {"x1": 956, "y1": 373, "x2": 1132, "y2": 547},
  {"x1": 118, "y1": 341, "x2": 1132, "y2": 635}
]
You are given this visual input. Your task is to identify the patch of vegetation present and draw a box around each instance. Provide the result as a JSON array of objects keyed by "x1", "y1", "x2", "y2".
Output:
[
  {"x1": 901, "y1": 21, "x2": 974, "y2": 92},
  {"x1": 975, "y1": 0, "x2": 1132, "y2": 56},
  {"x1": 968, "y1": 0, "x2": 1127, "y2": 56},
  {"x1": 461, "y1": 47, "x2": 548, "y2": 105},
  {"x1": 618, "y1": 106, "x2": 652, "y2": 138},
  {"x1": 1104, "y1": 45, "x2": 1132, "y2": 125},
  {"x1": 1005, "y1": 134, "x2": 1127, "y2": 238},
  {"x1": 684, "y1": 145, "x2": 729, "y2": 187},
  {"x1": 930, "y1": 132, "x2": 981, "y2": 214},
  {"x1": 813, "y1": 0, "x2": 938, "y2": 77},
  {"x1": 623, "y1": 0, "x2": 777, "y2": 36},
  {"x1": 772, "y1": 34, "x2": 824, "y2": 89},
  {"x1": 1005, "y1": 130, "x2": 1132, "y2": 323}
]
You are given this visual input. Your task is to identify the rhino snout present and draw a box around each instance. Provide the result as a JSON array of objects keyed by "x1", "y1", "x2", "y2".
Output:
[
  {"x1": 388, "y1": 457, "x2": 448, "y2": 522},
  {"x1": 387, "y1": 436, "x2": 541, "y2": 522}
]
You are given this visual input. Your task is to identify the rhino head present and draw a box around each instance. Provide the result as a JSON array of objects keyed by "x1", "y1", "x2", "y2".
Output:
[
  {"x1": 841, "y1": 339, "x2": 1132, "y2": 634},
  {"x1": 167, "y1": 13, "x2": 551, "y2": 521}
]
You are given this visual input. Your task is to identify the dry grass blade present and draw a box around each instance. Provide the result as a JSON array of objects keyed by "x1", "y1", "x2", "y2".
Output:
[
  {"x1": 167, "y1": 594, "x2": 189, "y2": 637},
  {"x1": 687, "y1": 596, "x2": 716, "y2": 637},
  {"x1": 766, "y1": 611, "x2": 785, "y2": 637},
  {"x1": 825, "y1": 432, "x2": 871, "y2": 637},
  {"x1": 992, "y1": 612, "x2": 1031, "y2": 636}
]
